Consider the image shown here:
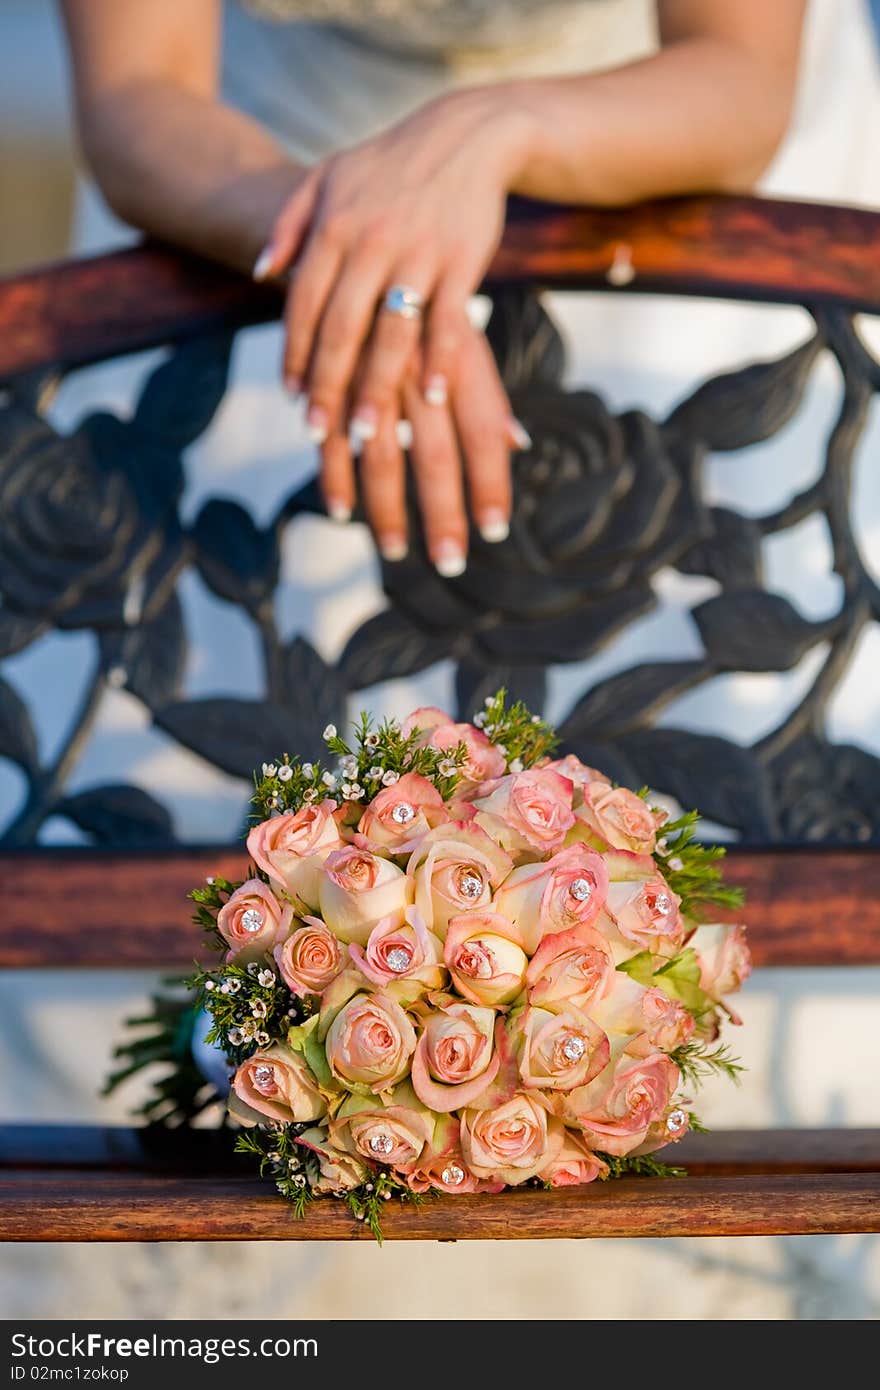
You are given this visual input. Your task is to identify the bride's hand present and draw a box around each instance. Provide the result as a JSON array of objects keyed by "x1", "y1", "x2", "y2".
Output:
[
  {"x1": 254, "y1": 88, "x2": 531, "y2": 421},
  {"x1": 320, "y1": 323, "x2": 523, "y2": 575}
]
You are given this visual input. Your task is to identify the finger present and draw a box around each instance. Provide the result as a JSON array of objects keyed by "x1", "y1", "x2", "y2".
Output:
[
  {"x1": 306, "y1": 254, "x2": 392, "y2": 441},
  {"x1": 253, "y1": 171, "x2": 320, "y2": 280},
  {"x1": 420, "y1": 276, "x2": 471, "y2": 408},
  {"x1": 320, "y1": 429, "x2": 356, "y2": 525},
  {"x1": 360, "y1": 409, "x2": 408, "y2": 563},
  {"x1": 402, "y1": 376, "x2": 468, "y2": 578},
  {"x1": 351, "y1": 264, "x2": 433, "y2": 423},
  {"x1": 282, "y1": 233, "x2": 344, "y2": 419},
  {"x1": 453, "y1": 330, "x2": 514, "y2": 542}
]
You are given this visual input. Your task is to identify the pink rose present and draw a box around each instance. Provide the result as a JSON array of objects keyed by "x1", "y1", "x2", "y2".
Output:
[
  {"x1": 692, "y1": 923, "x2": 752, "y2": 1000},
  {"x1": 525, "y1": 924, "x2": 616, "y2": 1011},
  {"x1": 509, "y1": 1004, "x2": 610, "y2": 1092},
  {"x1": 229, "y1": 1044, "x2": 326, "y2": 1126},
  {"x1": 474, "y1": 768, "x2": 575, "y2": 856},
  {"x1": 329, "y1": 1083, "x2": 435, "y2": 1173},
  {"x1": 296, "y1": 1126, "x2": 369, "y2": 1194},
  {"x1": 246, "y1": 801, "x2": 342, "y2": 908},
  {"x1": 318, "y1": 845, "x2": 411, "y2": 945},
  {"x1": 356, "y1": 772, "x2": 448, "y2": 853},
  {"x1": 444, "y1": 911, "x2": 528, "y2": 1008},
  {"x1": 348, "y1": 907, "x2": 445, "y2": 998},
  {"x1": 575, "y1": 783, "x2": 664, "y2": 855},
  {"x1": 590, "y1": 974, "x2": 695, "y2": 1053},
  {"x1": 567, "y1": 1052, "x2": 680, "y2": 1157},
  {"x1": 274, "y1": 916, "x2": 346, "y2": 997},
  {"x1": 492, "y1": 844, "x2": 609, "y2": 953},
  {"x1": 410, "y1": 1002, "x2": 500, "y2": 1111},
  {"x1": 324, "y1": 991, "x2": 416, "y2": 1093},
  {"x1": 406, "y1": 1115, "x2": 504, "y2": 1194},
  {"x1": 428, "y1": 721, "x2": 507, "y2": 793},
  {"x1": 545, "y1": 754, "x2": 612, "y2": 798},
  {"x1": 460, "y1": 1092, "x2": 563, "y2": 1185},
  {"x1": 538, "y1": 1128, "x2": 608, "y2": 1187},
  {"x1": 217, "y1": 879, "x2": 293, "y2": 961},
  {"x1": 606, "y1": 858, "x2": 684, "y2": 956},
  {"x1": 407, "y1": 821, "x2": 512, "y2": 939},
  {"x1": 400, "y1": 705, "x2": 451, "y2": 739}
]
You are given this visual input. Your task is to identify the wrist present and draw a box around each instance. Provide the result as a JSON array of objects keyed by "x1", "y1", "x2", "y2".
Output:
[{"x1": 433, "y1": 84, "x2": 543, "y2": 189}]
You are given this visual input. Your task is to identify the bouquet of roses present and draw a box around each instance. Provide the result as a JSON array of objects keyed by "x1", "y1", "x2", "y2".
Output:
[{"x1": 186, "y1": 691, "x2": 749, "y2": 1236}]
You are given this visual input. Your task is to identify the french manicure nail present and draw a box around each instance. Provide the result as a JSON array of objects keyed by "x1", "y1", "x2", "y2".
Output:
[
  {"x1": 306, "y1": 405, "x2": 328, "y2": 444},
  {"x1": 284, "y1": 372, "x2": 302, "y2": 396},
  {"x1": 327, "y1": 499, "x2": 352, "y2": 524},
  {"x1": 425, "y1": 374, "x2": 448, "y2": 407},
  {"x1": 350, "y1": 407, "x2": 379, "y2": 442},
  {"x1": 379, "y1": 535, "x2": 409, "y2": 562},
  {"x1": 434, "y1": 541, "x2": 467, "y2": 579},
  {"x1": 252, "y1": 246, "x2": 274, "y2": 281},
  {"x1": 479, "y1": 509, "x2": 510, "y2": 543},
  {"x1": 508, "y1": 417, "x2": 533, "y2": 451},
  {"x1": 396, "y1": 419, "x2": 414, "y2": 449}
]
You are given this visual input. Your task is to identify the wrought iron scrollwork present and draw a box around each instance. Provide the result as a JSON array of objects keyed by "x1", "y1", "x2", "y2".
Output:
[{"x1": 0, "y1": 288, "x2": 878, "y2": 847}]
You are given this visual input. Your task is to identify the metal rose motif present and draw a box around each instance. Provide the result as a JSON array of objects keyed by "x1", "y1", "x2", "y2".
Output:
[{"x1": 0, "y1": 291, "x2": 878, "y2": 847}]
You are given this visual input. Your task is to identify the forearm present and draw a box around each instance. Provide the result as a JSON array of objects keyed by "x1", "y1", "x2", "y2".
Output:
[
  {"x1": 76, "y1": 79, "x2": 301, "y2": 271},
  {"x1": 470, "y1": 35, "x2": 800, "y2": 208}
]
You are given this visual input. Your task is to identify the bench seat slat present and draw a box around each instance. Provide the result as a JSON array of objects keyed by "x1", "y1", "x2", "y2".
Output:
[
  {"x1": 2, "y1": 848, "x2": 879, "y2": 969},
  {"x1": 1, "y1": 1168, "x2": 877, "y2": 1241}
]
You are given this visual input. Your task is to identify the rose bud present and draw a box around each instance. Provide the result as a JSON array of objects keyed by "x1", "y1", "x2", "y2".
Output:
[
  {"x1": 692, "y1": 923, "x2": 752, "y2": 1003},
  {"x1": 525, "y1": 924, "x2": 617, "y2": 1011},
  {"x1": 318, "y1": 845, "x2": 411, "y2": 945},
  {"x1": 410, "y1": 1002, "x2": 500, "y2": 1111},
  {"x1": 296, "y1": 1127, "x2": 369, "y2": 1194},
  {"x1": 356, "y1": 771, "x2": 449, "y2": 853},
  {"x1": 406, "y1": 1115, "x2": 504, "y2": 1194},
  {"x1": 590, "y1": 974, "x2": 695, "y2": 1053},
  {"x1": 473, "y1": 767, "x2": 575, "y2": 857},
  {"x1": 538, "y1": 1128, "x2": 608, "y2": 1188},
  {"x1": 574, "y1": 783, "x2": 666, "y2": 855},
  {"x1": 460, "y1": 1092, "x2": 564, "y2": 1185},
  {"x1": 329, "y1": 1083, "x2": 435, "y2": 1173},
  {"x1": 324, "y1": 991, "x2": 417, "y2": 1093},
  {"x1": 444, "y1": 911, "x2": 528, "y2": 1008},
  {"x1": 246, "y1": 800, "x2": 343, "y2": 908},
  {"x1": 544, "y1": 754, "x2": 612, "y2": 802},
  {"x1": 348, "y1": 906, "x2": 445, "y2": 999},
  {"x1": 407, "y1": 821, "x2": 513, "y2": 939},
  {"x1": 426, "y1": 720, "x2": 507, "y2": 794},
  {"x1": 274, "y1": 915, "x2": 347, "y2": 998},
  {"x1": 509, "y1": 1004, "x2": 610, "y2": 1092},
  {"x1": 566, "y1": 1051, "x2": 680, "y2": 1157},
  {"x1": 604, "y1": 854, "x2": 684, "y2": 957},
  {"x1": 217, "y1": 879, "x2": 293, "y2": 962},
  {"x1": 229, "y1": 1044, "x2": 326, "y2": 1126},
  {"x1": 492, "y1": 843, "x2": 609, "y2": 953}
]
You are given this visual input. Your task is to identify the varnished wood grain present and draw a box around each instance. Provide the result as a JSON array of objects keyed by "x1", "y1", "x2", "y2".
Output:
[
  {"x1": 1, "y1": 1167, "x2": 877, "y2": 1241},
  {"x1": 0, "y1": 847, "x2": 876, "y2": 969},
  {"x1": 3, "y1": 1125, "x2": 878, "y2": 1177},
  {"x1": 1, "y1": 195, "x2": 879, "y2": 381}
]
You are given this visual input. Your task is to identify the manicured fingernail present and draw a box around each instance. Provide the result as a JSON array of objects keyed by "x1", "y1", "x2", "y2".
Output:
[
  {"x1": 508, "y1": 417, "x2": 532, "y2": 451},
  {"x1": 396, "y1": 419, "x2": 414, "y2": 449},
  {"x1": 284, "y1": 372, "x2": 302, "y2": 396},
  {"x1": 306, "y1": 404, "x2": 328, "y2": 444},
  {"x1": 434, "y1": 541, "x2": 467, "y2": 578},
  {"x1": 350, "y1": 407, "x2": 379, "y2": 442},
  {"x1": 379, "y1": 535, "x2": 408, "y2": 562},
  {"x1": 479, "y1": 509, "x2": 510, "y2": 543},
  {"x1": 327, "y1": 499, "x2": 352, "y2": 524},
  {"x1": 253, "y1": 247, "x2": 274, "y2": 281},
  {"x1": 425, "y1": 374, "x2": 448, "y2": 407}
]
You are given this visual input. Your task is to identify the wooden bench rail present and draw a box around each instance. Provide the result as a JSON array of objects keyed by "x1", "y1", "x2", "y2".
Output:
[
  {"x1": 2, "y1": 847, "x2": 878, "y2": 969},
  {"x1": 2, "y1": 195, "x2": 880, "y2": 381}
]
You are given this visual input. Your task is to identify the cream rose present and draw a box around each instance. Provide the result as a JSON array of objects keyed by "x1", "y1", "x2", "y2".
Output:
[
  {"x1": 407, "y1": 821, "x2": 512, "y2": 939},
  {"x1": 692, "y1": 923, "x2": 752, "y2": 1001},
  {"x1": 545, "y1": 754, "x2": 612, "y2": 796},
  {"x1": 406, "y1": 1115, "x2": 504, "y2": 1194},
  {"x1": 444, "y1": 911, "x2": 528, "y2": 1008},
  {"x1": 274, "y1": 915, "x2": 346, "y2": 997},
  {"x1": 575, "y1": 783, "x2": 664, "y2": 855},
  {"x1": 318, "y1": 845, "x2": 411, "y2": 945},
  {"x1": 296, "y1": 1127, "x2": 369, "y2": 1194},
  {"x1": 217, "y1": 878, "x2": 293, "y2": 961},
  {"x1": 229, "y1": 1043, "x2": 326, "y2": 1126},
  {"x1": 509, "y1": 1004, "x2": 610, "y2": 1092},
  {"x1": 492, "y1": 844, "x2": 609, "y2": 953},
  {"x1": 324, "y1": 991, "x2": 416, "y2": 1093},
  {"x1": 590, "y1": 974, "x2": 695, "y2": 1053},
  {"x1": 460, "y1": 1092, "x2": 563, "y2": 1185},
  {"x1": 606, "y1": 860, "x2": 684, "y2": 957},
  {"x1": 567, "y1": 1051, "x2": 680, "y2": 1157},
  {"x1": 525, "y1": 924, "x2": 616, "y2": 1011},
  {"x1": 356, "y1": 771, "x2": 449, "y2": 852},
  {"x1": 427, "y1": 720, "x2": 507, "y2": 793},
  {"x1": 246, "y1": 800, "x2": 342, "y2": 908},
  {"x1": 329, "y1": 1083, "x2": 435, "y2": 1173},
  {"x1": 410, "y1": 1002, "x2": 499, "y2": 1111},
  {"x1": 474, "y1": 767, "x2": 575, "y2": 856},
  {"x1": 348, "y1": 907, "x2": 445, "y2": 998},
  {"x1": 538, "y1": 1128, "x2": 607, "y2": 1187}
]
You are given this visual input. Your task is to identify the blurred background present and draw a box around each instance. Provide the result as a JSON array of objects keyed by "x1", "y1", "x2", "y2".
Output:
[{"x1": 1, "y1": 0, "x2": 879, "y2": 1319}]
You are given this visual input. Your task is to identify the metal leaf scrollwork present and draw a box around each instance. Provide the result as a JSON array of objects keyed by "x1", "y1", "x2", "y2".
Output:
[{"x1": 0, "y1": 292, "x2": 878, "y2": 847}]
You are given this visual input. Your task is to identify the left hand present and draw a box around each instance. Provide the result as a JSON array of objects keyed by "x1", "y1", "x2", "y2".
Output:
[{"x1": 254, "y1": 89, "x2": 530, "y2": 437}]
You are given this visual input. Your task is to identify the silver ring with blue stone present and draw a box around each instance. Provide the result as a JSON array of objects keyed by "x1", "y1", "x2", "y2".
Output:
[{"x1": 382, "y1": 284, "x2": 424, "y2": 320}]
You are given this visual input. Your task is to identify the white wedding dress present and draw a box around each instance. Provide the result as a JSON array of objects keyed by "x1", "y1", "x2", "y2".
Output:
[{"x1": 3, "y1": 0, "x2": 880, "y2": 1321}]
